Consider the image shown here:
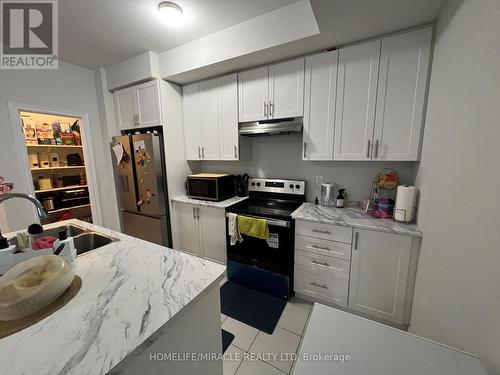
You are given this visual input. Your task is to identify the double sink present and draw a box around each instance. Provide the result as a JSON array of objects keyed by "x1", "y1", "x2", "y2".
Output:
[{"x1": 42, "y1": 224, "x2": 118, "y2": 255}]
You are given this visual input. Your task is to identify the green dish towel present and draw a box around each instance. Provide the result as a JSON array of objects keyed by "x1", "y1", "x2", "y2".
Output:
[{"x1": 238, "y1": 215, "x2": 269, "y2": 240}]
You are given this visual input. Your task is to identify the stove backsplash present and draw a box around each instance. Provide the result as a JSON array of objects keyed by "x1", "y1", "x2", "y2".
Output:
[{"x1": 191, "y1": 133, "x2": 418, "y2": 203}]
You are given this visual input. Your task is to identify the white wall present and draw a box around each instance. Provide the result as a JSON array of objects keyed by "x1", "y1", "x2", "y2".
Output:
[
  {"x1": 199, "y1": 133, "x2": 418, "y2": 202},
  {"x1": 0, "y1": 62, "x2": 120, "y2": 232},
  {"x1": 410, "y1": 0, "x2": 500, "y2": 373},
  {"x1": 158, "y1": 0, "x2": 319, "y2": 82}
]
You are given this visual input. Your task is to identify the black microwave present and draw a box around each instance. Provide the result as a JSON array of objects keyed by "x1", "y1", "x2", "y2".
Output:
[{"x1": 187, "y1": 173, "x2": 234, "y2": 202}]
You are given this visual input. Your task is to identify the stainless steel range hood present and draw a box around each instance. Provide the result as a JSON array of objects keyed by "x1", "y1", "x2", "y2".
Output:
[{"x1": 239, "y1": 118, "x2": 303, "y2": 136}]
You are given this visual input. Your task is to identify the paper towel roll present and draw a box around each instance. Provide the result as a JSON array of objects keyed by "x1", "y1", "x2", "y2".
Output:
[{"x1": 394, "y1": 185, "x2": 416, "y2": 222}]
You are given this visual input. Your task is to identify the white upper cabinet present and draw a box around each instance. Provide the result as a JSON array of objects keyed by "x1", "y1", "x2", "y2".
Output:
[
  {"x1": 115, "y1": 89, "x2": 136, "y2": 129},
  {"x1": 183, "y1": 74, "x2": 239, "y2": 161},
  {"x1": 302, "y1": 50, "x2": 338, "y2": 160},
  {"x1": 238, "y1": 58, "x2": 305, "y2": 122},
  {"x1": 348, "y1": 229, "x2": 413, "y2": 325},
  {"x1": 182, "y1": 82, "x2": 202, "y2": 160},
  {"x1": 334, "y1": 40, "x2": 381, "y2": 160},
  {"x1": 199, "y1": 79, "x2": 221, "y2": 160},
  {"x1": 238, "y1": 66, "x2": 269, "y2": 122},
  {"x1": 373, "y1": 28, "x2": 432, "y2": 161},
  {"x1": 114, "y1": 80, "x2": 163, "y2": 130},
  {"x1": 135, "y1": 81, "x2": 162, "y2": 127},
  {"x1": 269, "y1": 58, "x2": 305, "y2": 119},
  {"x1": 218, "y1": 74, "x2": 239, "y2": 160}
]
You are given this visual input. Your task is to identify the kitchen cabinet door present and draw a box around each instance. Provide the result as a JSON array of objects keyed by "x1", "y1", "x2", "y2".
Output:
[
  {"x1": 348, "y1": 229, "x2": 412, "y2": 324},
  {"x1": 174, "y1": 203, "x2": 200, "y2": 257},
  {"x1": 183, "y1": 82, "x2": 202, "y2": 160},
  {"x1": 238, "y1": 66, "x2": 269, "y2": 122},
  {"x1": 218, "y1": 74, "x2": 239, "y2": 160},
  {"x1": 136, "y1": 80, "x2": 162, "y2": 128},
  {"x1": 269, "y1": 58, "x2": 305, "y2": 119},
  {"x1": 334, "y1": 40, "x2": 380, "y2": 160},
  {"x1": 199, "y1": 206, "x2": 226, "y2": 264},
  {"x1": 302, "y1": 51, "x2": 338, "y2": 160},
  {"x1": 200, "y1": 79, "x2": 221, "y2": 160},
  {"x1": 373, "y1": 28, "x2": 432, "y2": 161},
  {"x1": 114, "y1": 88, "x2": 136, "y2": 130}
]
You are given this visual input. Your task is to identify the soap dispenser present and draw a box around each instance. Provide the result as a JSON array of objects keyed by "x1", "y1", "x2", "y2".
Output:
[
  {"x1": 53, "y1": 230, "x2": 76, "y2": 262},
  {"x1": 336, "y1": 189, "x2": 346, "y2": 208}
]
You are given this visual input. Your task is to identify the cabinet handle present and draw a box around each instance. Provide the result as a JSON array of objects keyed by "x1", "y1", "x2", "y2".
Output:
[
  {"x1": 192, "y1": 207, "x2": 196, "y2": 219},
  {"x1": 312, "y1": 229, "x2": 331, "y2": 234},
  {"x1": 269, "y1": 101, "x2": 273, "y2": 117},
  {"x1": 202, "y1": 147, "x2": 205, "y2": 159},
  {"x1": 196, "y1": 208, "x2": 200, "y2": 219},
  {"x1": 234, "y1": 145, "x2": 238, "y2": 159},
  {"x1": 311, "y1": 260, "x2": 330, "y2": 267},
  {"x1": 367, "y1": 139, "x2": 371, "y2": 158},
  {"x1": 264, "y1": 102, "x2": 268, "y2": 117},
  {"x1": 311, "y1": 244, "x2": 330, "y2": 251},
  {"x1": 354, "y1": 231, "x2": 359, "y2": 250},
  {"x1": 303, "y1": 142, "x2": 307, "y2": 158},
  {"x1": 374, "y1": 139, "x2": 379, "y2": 158},
  {"x1": 310, "y1": 281, "x2": 328, "y2": 289},
  {"x1": 198, "y1": 147, "x2": 201, "y2": 159}
]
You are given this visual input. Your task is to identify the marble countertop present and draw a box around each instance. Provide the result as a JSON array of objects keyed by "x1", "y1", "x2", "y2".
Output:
[
  {"x1": 0, "y1": 219, "x2": 226, "y2": 375},
  {"x1": 171, "y1": 195, "x2": 248, "y2": 208},
  {"x1": 291, "y1": 203, "x2": 422, "y2": 237}
]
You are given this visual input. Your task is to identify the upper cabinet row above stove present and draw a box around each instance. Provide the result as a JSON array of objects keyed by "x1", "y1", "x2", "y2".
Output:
[
  {"x1": 180, "y1": 26, "x2": 432, "y2": 162},
  {"x1": 238, "y1": 58, "x2": 305, "y2": 122}
]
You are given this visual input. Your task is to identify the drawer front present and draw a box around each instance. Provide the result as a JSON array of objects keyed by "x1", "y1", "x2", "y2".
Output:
[
  {"x1": 294, "y1": 263, "x2": 349, "y2": 307},
  {"x1": 295, "y1": 234, "x2": 352, "y2": 260},
  {"x1": 296, "y1": 220, "x2": 353, "y2": 243},
  {"x1": 295, "y1": 250, "x2": 350, "y2": 277}
]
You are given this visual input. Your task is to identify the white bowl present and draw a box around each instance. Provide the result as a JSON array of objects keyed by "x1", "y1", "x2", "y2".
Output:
[{"x1": 0, "y1": 255, "x2": 75, "y2": 321}]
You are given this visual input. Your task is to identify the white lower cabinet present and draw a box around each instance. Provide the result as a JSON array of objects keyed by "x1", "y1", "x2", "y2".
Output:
[
  {"x1": 173, "y1": 202, "x2": 226, "y2": 264},
  {"x1": 348, "y1": 229, "x2": 417, "y2": 325},
  {"x1": 294, "y1": 220, "x2": 420, "y2": 326}
]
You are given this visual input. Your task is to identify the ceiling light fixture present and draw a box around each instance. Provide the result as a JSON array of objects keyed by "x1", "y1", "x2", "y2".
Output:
[{"x1": 158, "y1": 1, "x2": 184, "y2": 27}]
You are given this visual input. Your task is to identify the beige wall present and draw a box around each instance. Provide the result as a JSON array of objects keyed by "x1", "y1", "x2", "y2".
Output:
[{"x1": 411, "y1": 0, "x2": 500, "y2": 373}]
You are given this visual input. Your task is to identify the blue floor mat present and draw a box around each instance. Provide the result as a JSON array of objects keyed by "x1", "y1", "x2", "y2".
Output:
[{"x1": 220, "y1": 281, "x2": 287, "y2": 334}]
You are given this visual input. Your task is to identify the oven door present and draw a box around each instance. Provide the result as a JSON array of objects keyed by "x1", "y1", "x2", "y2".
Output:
[
  {"x1": 187, "y1": 178, "x2": 218, "y2": 201},
  {"x1": 226, "y1": 216, "x2": 293, "y2": 276}
]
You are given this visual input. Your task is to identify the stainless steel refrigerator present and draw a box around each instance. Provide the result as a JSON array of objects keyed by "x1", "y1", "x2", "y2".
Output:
[{"x1": 111, "y1": 131, "x2": 171, "y2": 247}]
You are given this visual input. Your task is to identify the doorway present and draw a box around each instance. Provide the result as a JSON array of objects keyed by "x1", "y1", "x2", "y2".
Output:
[{"x1": 8, "y1": 103, "x2": 102, "y2": 226}]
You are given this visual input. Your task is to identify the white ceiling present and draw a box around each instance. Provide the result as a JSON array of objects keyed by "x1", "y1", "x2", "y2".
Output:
[
  {"x1": 59, "y1": 0, "x2": 447, "y2": 70},
  {"x1": 58, "y1": 0, "x2": 297, "y2": 68}
]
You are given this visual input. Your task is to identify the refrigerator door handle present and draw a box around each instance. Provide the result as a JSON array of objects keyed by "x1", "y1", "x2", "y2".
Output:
[{"x1": 192, "y1": 207, "x2": 196, "y2": 219}]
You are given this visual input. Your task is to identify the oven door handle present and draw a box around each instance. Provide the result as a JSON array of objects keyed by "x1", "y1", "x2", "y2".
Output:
[{"x1": 225, "y1": 213, "x2": 290, "y2": 228}]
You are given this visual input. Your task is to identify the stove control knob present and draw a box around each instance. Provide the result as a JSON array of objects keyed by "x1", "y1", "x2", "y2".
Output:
[
  {"x1": 295, "y1": 184, "x2": 301, "y2": 189},
  {"x1": 289, "y1": 184, "x2": 294, "y2": 189},
  {"x1": 251, "y1": 182, "x2": 256, "y2": 186},
  {"x1": 256, "y1": 182, "x2": 261, "y2": 187}
]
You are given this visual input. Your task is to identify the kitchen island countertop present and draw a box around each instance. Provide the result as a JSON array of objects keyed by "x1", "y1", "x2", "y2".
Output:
[
  {"x1": 0, "y1": 219, "x2": 226, "y2": 375},
  {"x1": 291, "y1": 203, "x2": 422, "y2": 237}
]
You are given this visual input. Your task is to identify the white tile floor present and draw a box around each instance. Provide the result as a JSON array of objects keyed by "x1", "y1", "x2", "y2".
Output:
[{"x1": 222, "y1": 297, "x2": 313, "y2": 375}]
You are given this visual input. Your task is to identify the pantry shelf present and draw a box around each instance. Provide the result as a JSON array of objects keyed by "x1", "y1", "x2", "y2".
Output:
[
  {"x1": 26, "y1": 144, "x2": 83, "y2": 148},
  {"x1": 45, "y1": 203, "x2": 91, "y2": 215},
  {"x1": 34, "y1": 185, "x2": 88, "y2": 194},
  {"x1": 30, "y1": 165, "x2": 85, "y2": 171}
]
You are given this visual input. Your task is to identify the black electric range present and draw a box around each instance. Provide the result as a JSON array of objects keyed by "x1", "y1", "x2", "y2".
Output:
[{"x1": 225, "y1": 178, "x2": 306, "y2": 299}]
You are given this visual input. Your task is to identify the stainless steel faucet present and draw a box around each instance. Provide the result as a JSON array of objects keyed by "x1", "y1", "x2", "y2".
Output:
[{"x1": 0, "y1": 193, "x2": 48, "y2": 219}]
